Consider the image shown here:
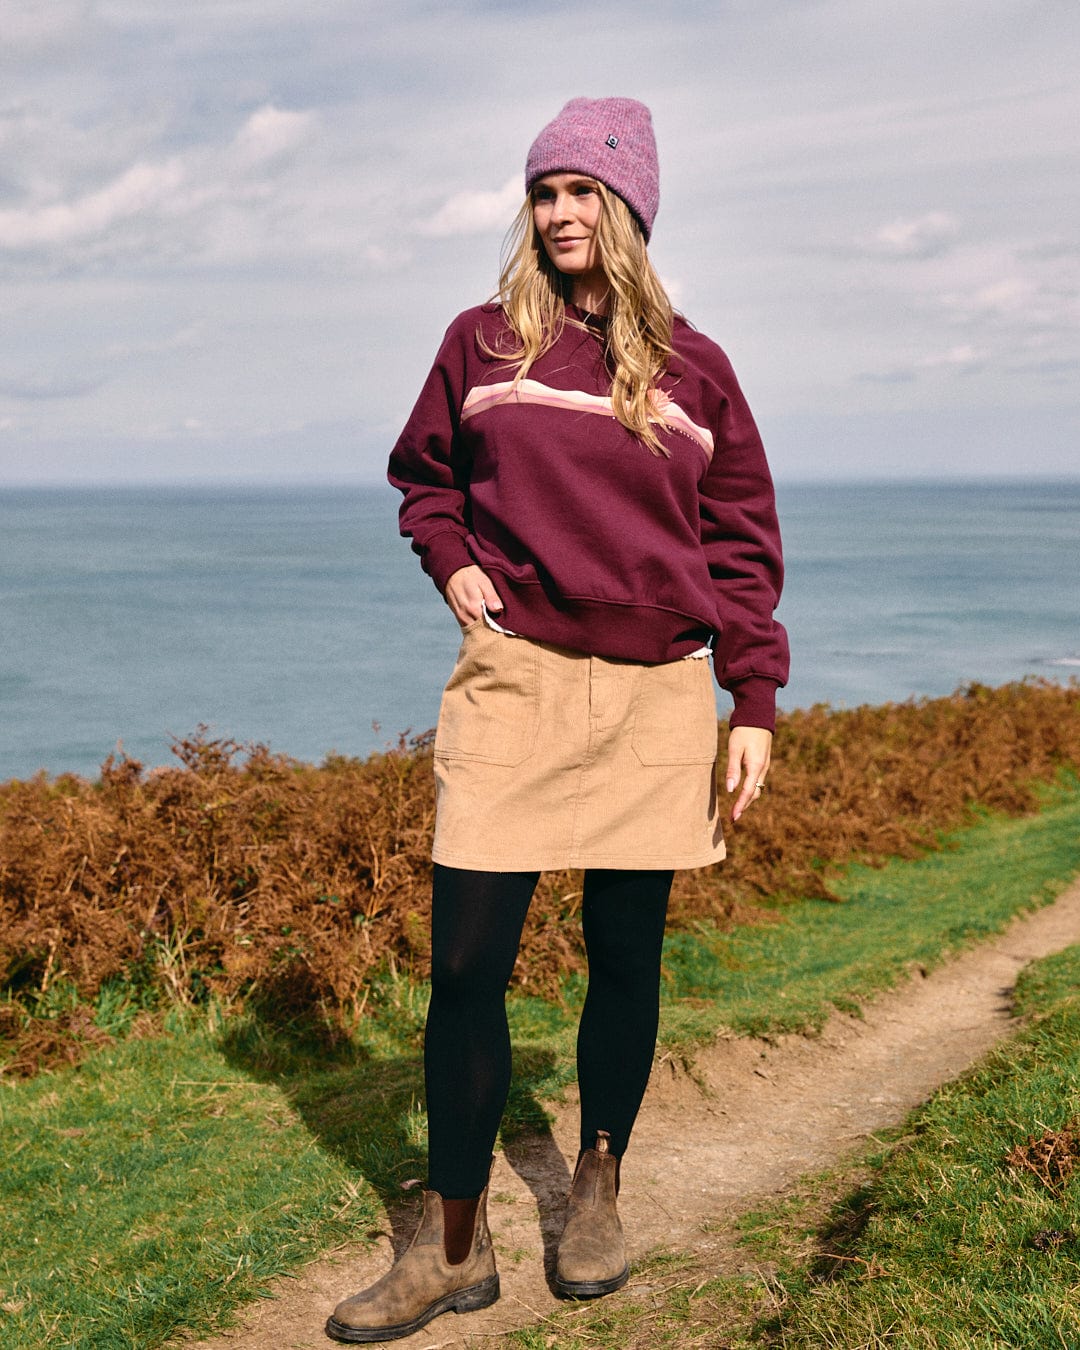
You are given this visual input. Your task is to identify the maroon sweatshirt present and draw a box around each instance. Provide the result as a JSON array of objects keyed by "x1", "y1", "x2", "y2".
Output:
[{"x1": 388, "y1": 303, "x2": 789, "y2": 730}]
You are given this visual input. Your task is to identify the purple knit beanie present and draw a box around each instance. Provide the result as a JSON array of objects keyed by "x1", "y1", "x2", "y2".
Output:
[{"x1": 525, "y1": 96, "x2": 659, "y2": 241}]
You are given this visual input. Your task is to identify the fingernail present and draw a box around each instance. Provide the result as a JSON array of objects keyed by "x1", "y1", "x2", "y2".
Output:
[{"x1": 726, "y1": 778, "x2": 736, "y2": 792}]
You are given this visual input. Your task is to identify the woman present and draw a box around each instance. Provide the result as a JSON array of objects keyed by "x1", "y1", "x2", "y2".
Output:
[{"x1": 328, "y1": 96, "x2": 788, "y2": 1344}]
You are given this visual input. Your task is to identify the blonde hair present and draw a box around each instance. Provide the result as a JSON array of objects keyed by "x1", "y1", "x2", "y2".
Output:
[{"x1": 485, "y1": 180, "x2": 675, "y2": 455}]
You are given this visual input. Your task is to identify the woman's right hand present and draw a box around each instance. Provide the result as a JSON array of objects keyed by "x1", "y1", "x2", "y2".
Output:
[{"x1": 444, "y1": 565, "x2": 504, "y2": 629}]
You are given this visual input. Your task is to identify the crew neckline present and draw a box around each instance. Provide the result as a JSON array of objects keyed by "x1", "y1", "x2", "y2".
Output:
[{"x1": 566, "y1": 302, "x2": 609, "y2": 329}]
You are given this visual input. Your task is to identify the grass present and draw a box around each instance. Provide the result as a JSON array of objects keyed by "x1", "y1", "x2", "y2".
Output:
[
  {"x1": 656, "y1": 774, "x2": 1080, "y2": 1045},
  {"x1": 0, "y1": 1017, "x2": 382, "y2": 1350},
  {"x1": 1, "y1": 779, "x2": 1079, "y2": 1347},
  {"x1": 501, "y1": 943, "x2": 1080, "y2": 1348},
  {"x1": 762, "y1": 943, "x2": 1080, "y2": 1347}
]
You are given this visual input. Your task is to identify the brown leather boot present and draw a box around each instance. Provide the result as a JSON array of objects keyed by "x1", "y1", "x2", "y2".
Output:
[
  {"x1": 555, "y1": 1131, "x2": 630, "y2": 1298},
  {"x1": 326, "y1": 1185, "x2": 499, "y2": 1343}
]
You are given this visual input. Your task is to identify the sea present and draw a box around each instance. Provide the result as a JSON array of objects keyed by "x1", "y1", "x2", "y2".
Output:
[{"x1": 1, "y1": 479, "x2": 1078, "y2": 783}]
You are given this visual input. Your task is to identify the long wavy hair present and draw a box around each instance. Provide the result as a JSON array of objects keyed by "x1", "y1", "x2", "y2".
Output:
[{"x1": 485, "y1": 180, "x2": 675, "y2": 455}]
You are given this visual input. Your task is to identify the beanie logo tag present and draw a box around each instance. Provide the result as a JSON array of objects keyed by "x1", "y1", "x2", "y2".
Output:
[{"x1": 605, "y1": 134, "x2": 619, "y2": 149}]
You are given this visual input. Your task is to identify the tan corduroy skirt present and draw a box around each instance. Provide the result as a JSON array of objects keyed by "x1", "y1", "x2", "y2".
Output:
[{"x1": 431, "y1": 618, "x2": 726, "y2": 872}]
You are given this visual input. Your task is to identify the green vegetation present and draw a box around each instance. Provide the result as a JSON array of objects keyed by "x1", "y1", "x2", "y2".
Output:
[
  {"x1": 764, "y1": 942, "x2": 1080, "y2": 1347},
  {"x1": 499, "y1": 949, "x2": 1080, "y2": 1349},
  {"x1": 0, "y1": 1022, "x2": 377, "y2": 1349},
  {"x1": 658, "y1": 773, "x2": 1080, "y2": 1044},
  {"x1": 1, "y1": 780, "x2": 1079, "y2": 1347}
]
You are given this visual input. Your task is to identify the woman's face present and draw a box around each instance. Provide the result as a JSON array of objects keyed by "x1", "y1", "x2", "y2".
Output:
[{"x1": 531, "y1": 173, "x2": 605, "y2": 292}]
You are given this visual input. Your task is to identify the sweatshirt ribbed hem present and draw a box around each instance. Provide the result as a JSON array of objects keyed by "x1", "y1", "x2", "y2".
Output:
[
  {"x1": 486, "y1": 573, "x2": 715, "y2": 663},
  {"x1": 479, "y1": 574, "x2": 779, "y2": 730}
]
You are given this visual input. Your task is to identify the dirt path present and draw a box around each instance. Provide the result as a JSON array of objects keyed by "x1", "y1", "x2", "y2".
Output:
[{"x1": 186, "y1": 878, "x2": 1080, "y2": 1350}]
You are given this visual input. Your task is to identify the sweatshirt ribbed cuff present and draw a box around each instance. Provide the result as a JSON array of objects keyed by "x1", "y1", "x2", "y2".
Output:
[
  {"x1": 727, "y1": 677, "x2": 780, "y2": 733},
  {"x1": 423, "y1": 531, "x2": 474, "y2": 595}
]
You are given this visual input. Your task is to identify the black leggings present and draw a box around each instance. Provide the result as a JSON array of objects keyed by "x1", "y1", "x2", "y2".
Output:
[{"x1": 425, "y1": 863, "x2": 672, "y2": 1199}]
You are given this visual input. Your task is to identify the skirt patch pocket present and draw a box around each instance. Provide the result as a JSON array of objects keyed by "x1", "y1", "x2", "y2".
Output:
[
  {"x1": 631, "y1": 659, "x2": 720, "y2": 767},
  {"x1": 434, "y1": 626, "x2": 541, "y2": 767}
]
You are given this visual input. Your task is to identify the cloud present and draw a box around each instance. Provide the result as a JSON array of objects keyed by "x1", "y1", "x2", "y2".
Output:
[
  {"x1": 869, "y1": 211, "x2": 960, "y2": 258},
  {"x1": 232, "y1": 106, "x2": 317, "y2": 166},
  {"x1": 855, "y1": 344, "x2": 984, "y2": 386},
  {"x1": 854, "y1": 369, "x2": 918, "y2": 385},
  {"x1": 916, "y1": 344, "x2": 983, "y2": 370},
  {"x1": 842, "y1": 232, "x2": 1079, "y2": 397},
  {"x1": 0, "y1": 158, "x2": 187, "y2": 249},
  {"x1": 1012, "y1": 356, "x2": 1079, "y2": 378},
  {"x1": 0, "y1": 371, "x2": 104, "y2": 400},
  {"x1": 363, "y1": 243, "x2": 413, "y2": 271},
  {"x1": 937, "y1": 255, "x2": 1080, "y2": 337},
  {"x1": 0, "y1": 0, "x2": 94, "y2": 59},
  {"x1": 944, "y1": 275, "x2": 1036, "y2": 317},
  {"x1": 0, "y1": 104, "x2": 318, "y2": 267},
  {"x1": 3, "y1": 0, "x2": 1079, "y2": 485},
  {"x1": 417, "y1": 176, "x2": 522, "y2": 238},
  {"x1": 102, "y1": 325, "x2": 203, "y2": 361}
]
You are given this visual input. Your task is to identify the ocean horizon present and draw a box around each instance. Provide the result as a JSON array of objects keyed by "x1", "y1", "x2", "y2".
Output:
[{"x1": 2, "y1": 477, "x2": 1078, "y2": 783}]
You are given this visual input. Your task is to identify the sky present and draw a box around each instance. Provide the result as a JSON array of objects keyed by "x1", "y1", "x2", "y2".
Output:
[{"x1": 1, "y1": 0, "x2": 1077, "y2": 484}]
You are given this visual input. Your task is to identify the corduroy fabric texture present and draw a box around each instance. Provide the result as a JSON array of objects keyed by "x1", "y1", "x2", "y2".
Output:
[
  {"x1": 431, "y1": 621, "x2": 725, "y2": 871},
  {"x1": 524, "y1": 96, "x2": 660, "y2": 240}
]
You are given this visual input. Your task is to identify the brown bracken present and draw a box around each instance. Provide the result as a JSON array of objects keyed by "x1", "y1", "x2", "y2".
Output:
[
  {"x1": 1006, "y1": 1122, "x2": 1080, "y2": 1195},
  {"x1": 2, "y1": 678, "x2": 1078, "y2": 1077}
]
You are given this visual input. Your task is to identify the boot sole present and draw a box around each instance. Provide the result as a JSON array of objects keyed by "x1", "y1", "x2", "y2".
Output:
[
  {"x1": 325, "y1": 1272, "x2": 500, "y2": 1343},
  {"x1": 555, "y1": 1263, "x2": 630, "y2": 1299}
]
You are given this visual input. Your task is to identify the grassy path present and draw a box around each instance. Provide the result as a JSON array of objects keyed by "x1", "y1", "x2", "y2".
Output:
[
  {"x1": 185, "y1": 875, "x2": 1080, "y2": 1349},
  {"x1": 496, "y1": 940, "x2": 1080, "y2": 1349}
]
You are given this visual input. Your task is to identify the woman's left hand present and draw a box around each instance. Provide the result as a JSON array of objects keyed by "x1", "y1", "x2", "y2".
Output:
[{"x1": 725, "y1": 726, "x2": 773, "y2": 821}]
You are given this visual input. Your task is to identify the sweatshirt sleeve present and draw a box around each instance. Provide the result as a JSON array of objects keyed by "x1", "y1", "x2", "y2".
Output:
[
  {"x1": 698, "y1": 350, "x2": 790, "y2": 732},
  {"x1": 387, "y1": 314, "x2": 476, "y2": 594}
]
